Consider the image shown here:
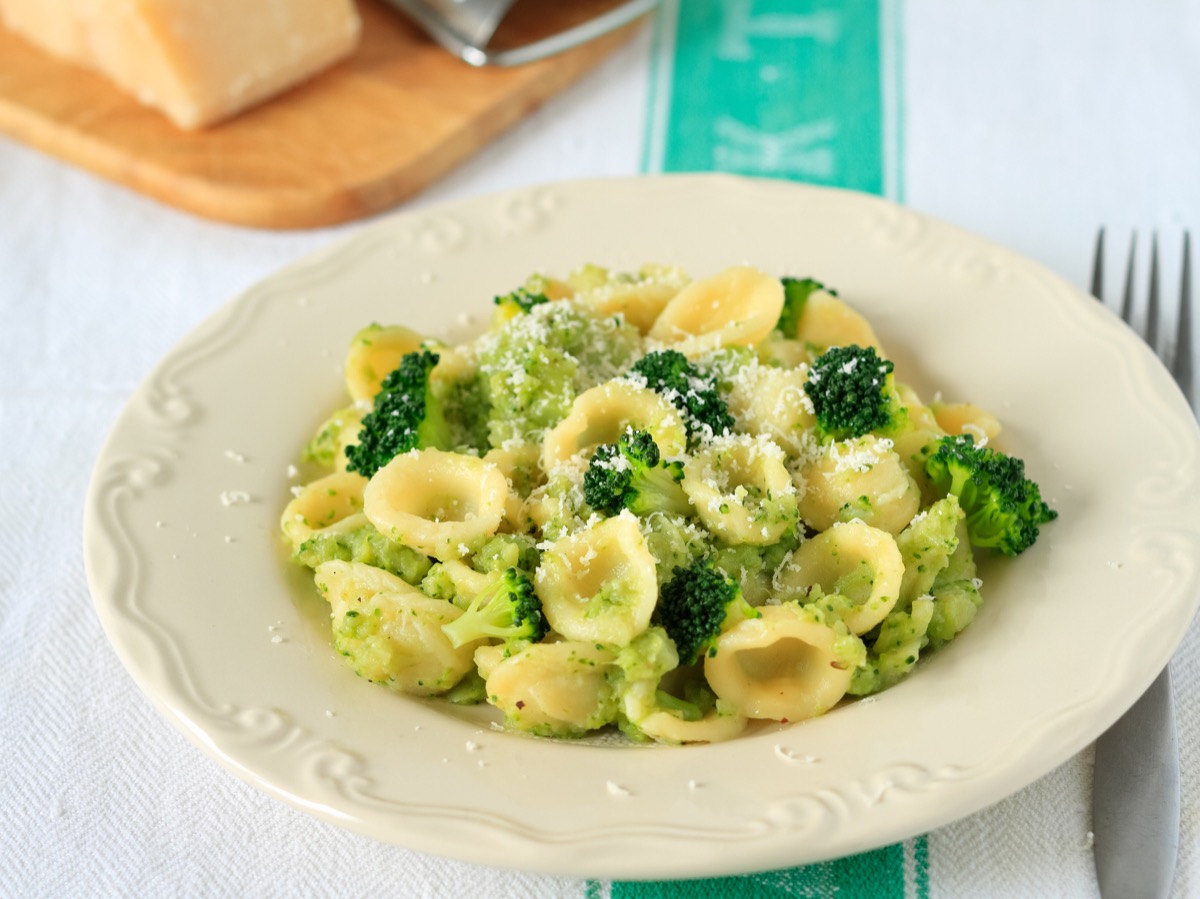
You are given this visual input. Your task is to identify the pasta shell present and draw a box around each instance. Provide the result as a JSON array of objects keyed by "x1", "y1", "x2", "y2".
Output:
[
  {"x1": 791, "y1": 289, "x2": 882, "y2": 353},
  {"x1": 314, "y1": 558, "x2": 411, "y2": 606},
  {"x1": 704, "y1": 604, "x2": 855, "y2": 722},
  {"x1": 364, "y1": 449, "x2": 508, "y2": 561},
  {"x1": 541, "y1": 380, "x2": 687, "y2": 470},
  {"x1": 575, "y1": 265, "x2": 689, "y2": 334},
  {"x1": 794, "y1": 436, "x2": 921, "y2": 535},
  {"x1": 648, "y1": 266, "x2": 784, "y2": 356},
  {"x1": 636, "y1": 708, "x2": 748, "y2": 744},
  {"x1": 280, "y1": 470, "x2": 367, "y2": 550},
  {"x1": 483, "y1": 441, "x2": 545, "y2": 532},
  {"x1": 778, "y1": 520, "x2": 904, "y2": 635},
  {"x1": 535, "y1": 514, "x2": 658, "y2": 645},
  {"x1": 344, "y1": 324, "x2": 424, "y2": 403},
  {"x1": 481, "y1": 641, "x2": 617, "y2": 737},
  {"x1": 316, "y1": 560, "x2": 478, "y2": 696},
  {"x1": 724, "y1": 362, "x2": 816, "y2": 457},
  {"x1": 682, "y1": 434, "x2": 798, "y2": 545},
  {"x1": 931, "y1": 401, "x2": 1002, "y2": 444}
]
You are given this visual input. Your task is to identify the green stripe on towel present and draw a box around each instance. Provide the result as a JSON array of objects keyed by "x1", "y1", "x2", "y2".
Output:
[
  {"x1": 617, "y1": 2, "x2": 921, "y2": 897},
  {"x1": 607, "y1": 840, "x2": 920, "y2": 898},
  {"x1": 594, "y1": 837, "x2": 929, "y2": 899}
]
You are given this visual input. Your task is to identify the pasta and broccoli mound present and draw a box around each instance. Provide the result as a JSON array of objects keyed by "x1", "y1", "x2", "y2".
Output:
[{"x1": 281, "y1": 264, "x2": 1057, "y2": 744}]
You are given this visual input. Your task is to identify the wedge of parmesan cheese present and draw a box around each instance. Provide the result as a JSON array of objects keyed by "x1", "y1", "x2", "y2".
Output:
[{"x1": 0, "y1": 0, "x2": 361, "y2": 129}]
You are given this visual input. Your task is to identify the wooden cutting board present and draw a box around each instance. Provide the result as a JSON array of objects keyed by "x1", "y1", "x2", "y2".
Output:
[{"x1": 0, "y1": 0, "x2": 646, "y2": 229}]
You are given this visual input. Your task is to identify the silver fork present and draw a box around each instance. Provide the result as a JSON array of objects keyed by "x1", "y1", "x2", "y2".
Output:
[{"x1": 1089, "y1": 228, "x2": 1193, "y2": 899}]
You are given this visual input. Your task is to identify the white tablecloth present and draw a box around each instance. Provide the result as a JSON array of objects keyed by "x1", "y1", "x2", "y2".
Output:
[{"x1": 3, "y1": 2, "x2": 1198, "y2": 896}]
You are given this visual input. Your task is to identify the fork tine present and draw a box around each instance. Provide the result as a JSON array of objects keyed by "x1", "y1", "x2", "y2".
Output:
[
  {"x1": 1121, "y1": 232, "x2": 1138, "y2": 323},
  {"x1": 1093, "y1": 228, "x2": 1193, "y2": 409},
  {"x1": 1176, "y1": 232, "x2": 1194, "y2": 407},
  {"x1": 1147, "y1": 233, "x2": 1161, "y2": 349},
  {"x1": 1091, "y1": 228, "x2": 1105, "y2": 300}
]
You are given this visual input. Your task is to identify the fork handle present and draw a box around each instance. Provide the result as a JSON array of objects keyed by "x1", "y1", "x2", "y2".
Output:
[{"x1": 1092, "y1": 667, "x2": 1180, "y2": 898}]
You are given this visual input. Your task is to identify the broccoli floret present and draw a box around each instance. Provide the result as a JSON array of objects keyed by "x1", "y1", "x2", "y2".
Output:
[
  {"x1": 923, "y1": 434, "x2": 1057, "y2": 556},
  {"x1": 638, "y1": 512, "x2": 709, "y2": 585},
  {"x1": 492, "y1": 286, "x2": 549, "y2": 325},
  {"x1": 444, "y1": 669, "x2": 488, "y2": 705},
  {"x1": 805, "y1": 344, "x2": 906, "y2": 442},
  {"x1": 345, "y1": 350, "x2": 450, "y2": 478},
  {"x1": 653, "y1": 559, "x2": 761, "y2": 665},
  {"x1": 441, "y1": 567, "x2": 548, "y2": 648},
  {"x1": 650, "y1": 690, "x2": 705, "y2": 722},
  {"x1": 476, "y1": 303, "x2": 642, "y2": 447},
  {"x1": 583, "y1": 429, "x2": 691, "y2": 518},
  {"x1": 710, "y1": 529, "x2": 800, "y2": 606},
  {"x1": 293, "y1": 522, "x2": 432, "y2": 586},
  {"x1": 526, "y1": 465, "x2": 590, "y2": 542},
  {"x1": 606, "y1": 627, "x2": 681, "y2": 736},
  {"x1": 435, "y1": 367, "x2": 491, "y2": 454},
  {"x1": 419, "y1": 563, "x2": 461, "y2": 604},
  {"x1": 776, "y1": 277, "x2": 836, "y2": 339},
  {"x1": 849, "y1": 597, "x2": 935, "y2": 696},
  {"x1": 895, "y1": 496, "x2": 963, "y2": 606},
  {"x1": 926, "y1": 578, "x2": 982, "y2": 650},
  {"x1": 472, "y1": 533, "x2": 541, "y2": 574},
  {"x1": 630, "y1": 349, "x2": 734, "y2": 443}
]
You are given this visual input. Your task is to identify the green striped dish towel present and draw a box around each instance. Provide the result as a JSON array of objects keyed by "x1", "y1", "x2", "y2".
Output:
[{"x1": 599, "y1": 2, "x2": 920, "y2": 896}]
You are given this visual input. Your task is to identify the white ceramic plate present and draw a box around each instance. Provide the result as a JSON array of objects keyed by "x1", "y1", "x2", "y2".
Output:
[{"x1": 84, "y1": 175, "x2": 1200, "y2": 879}]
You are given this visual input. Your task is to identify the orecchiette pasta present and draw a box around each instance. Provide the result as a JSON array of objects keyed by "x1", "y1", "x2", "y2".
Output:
[
  {"x1": 896, "y1": 496, "x2": 963, "y2": 606},
  {"x1": 483, "y1": 441, "x2": 544, "y2": 531},
  {"x1": 344, "y1": 323, "x2": 424, "y2": 402},
  {"x1": 305, "y1": 404, "x2": 366, "y2": 471},
  {"x1": 535, "y1": 513, "x2": 658, "y2": 645},
  {"x1": 316, "y1": 560, "x2": 478, "y2": 696},
  {"x1": 682, "y1": 434, "x2": 798, "y2": 544},
  {"x1": 649, "y1": 266, "x2": 785, "y2": 356},
  {"x1": 793, "y1": 435, "x2": 921, "y2": 535},
  {"x1": 573, "y1": 264, "x2": 688, "y2": 334},
  {"x1": 790, "y1": 288, "x2": 882, "y2": 352},
  {"x1": 432, "y1": 558, "x2": 492, "y2": 599},
  {"x1": 315, "y1": 558, "x2": 410, "y2": 605},
  {"x1": 724, "y1": 360, "x2": 815, "y2": 456},
  {"x1": 871, "y1": 596, "x2": 935, "y2": 687},
  {"x1": 775, "y1": 520, "x2": 905, "y2": 635},
  {"x1": 931, "y1": 401, "x2": 1002, "y2": 444},
  {"x1": 755, "y1": 331, "x2": 813, "y2": 369},
  {"x1": 541, "y1": 381, "x2": 687, "y2": 469},
  {"x1": 476, "y1": 641, "x2": 617, "y2": 737},
  {"x1": 704, "y1": 604, "x2": 860, "y2": 721},
  {"x1": 895, "y1": 383, "x2": 942, "y2": 434},
  {"x1": 519, "y1": 460, "x2": 590, "y2": 542},
  {"x1": 637, "y1": 708, "x2": 748, "y2": 744},
  {"x1": 363, "y1": 449, "x2": 508, "y2": 560},
  {"x1": 283, "y1": 260, "x2": 1052, "y2": 746},
  {"x1": 281, "y1": 470, "x2": 367, "y2": 550}
]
